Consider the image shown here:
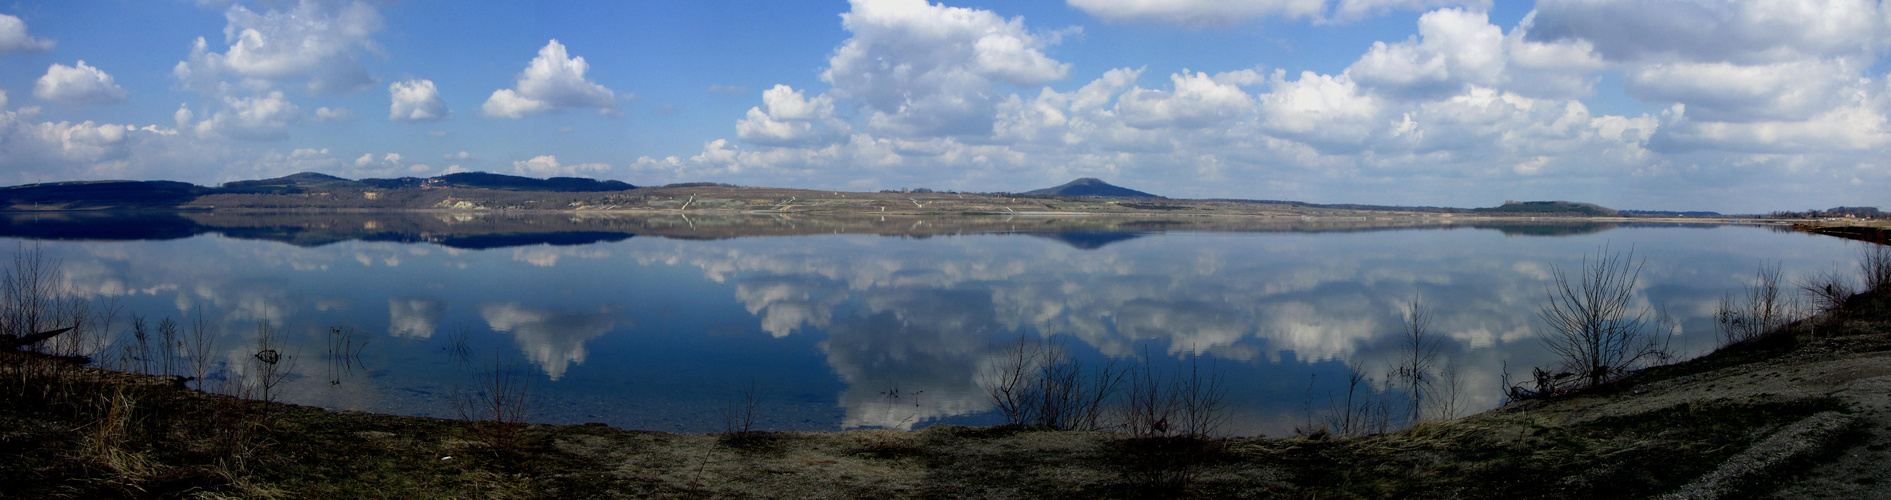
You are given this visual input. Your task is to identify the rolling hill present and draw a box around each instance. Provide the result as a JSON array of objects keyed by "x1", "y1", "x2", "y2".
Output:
[{"x1": 1021, "y1": 178, "x2": 1158, "y2": 198}]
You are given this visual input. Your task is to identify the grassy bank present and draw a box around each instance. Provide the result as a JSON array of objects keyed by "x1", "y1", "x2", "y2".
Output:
[{"x1": 4, "y1": 250, "x2": 1891, "y2": 498}]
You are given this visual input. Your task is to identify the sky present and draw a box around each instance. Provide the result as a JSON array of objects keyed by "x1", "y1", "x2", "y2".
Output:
[{"x1": 0, "y1": 0, "x2": 1885, "y2": 213}]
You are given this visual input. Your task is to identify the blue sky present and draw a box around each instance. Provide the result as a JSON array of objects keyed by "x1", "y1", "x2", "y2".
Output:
[{"x1": 0, "y1": 0, "x2": 1884, "y2": 212}]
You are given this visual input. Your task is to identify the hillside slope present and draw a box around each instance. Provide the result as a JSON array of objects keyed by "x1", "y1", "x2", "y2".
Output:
[{"x1": 1022, "y1": 178, "x2": 1158, "y2": 198}]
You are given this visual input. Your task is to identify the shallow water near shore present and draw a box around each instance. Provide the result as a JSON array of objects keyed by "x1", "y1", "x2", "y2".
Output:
[{"x1": 6, "y1": 212, "x2": 1866, "y2": 437}]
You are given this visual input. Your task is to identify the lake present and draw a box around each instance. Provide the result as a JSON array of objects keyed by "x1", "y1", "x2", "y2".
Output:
[{"x1": 3, "y1": 211, "x2": 1866, "y2": 437}]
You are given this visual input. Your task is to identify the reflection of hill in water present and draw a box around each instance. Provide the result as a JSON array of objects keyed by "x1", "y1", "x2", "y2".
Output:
[
  {"x1": 1473, "y1": 221, "x2": 1622, "y2": 237},
  {"x1": 1472, "y1": 221, "x2": 1726, "y2": 237},
  {"x1": 1025, "y1": 232, "x2": 1149, "y2": 250},
  {"x1": 0, "y1": 211, "x2": 1728, "y2": 250},
  {"x1": 0, "y1": 212, "x2": 204, "y2": 241}
]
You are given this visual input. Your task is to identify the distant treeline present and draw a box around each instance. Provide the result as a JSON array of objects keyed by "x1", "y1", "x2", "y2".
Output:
[
  {"x1": 1767, "y1": 206, "x2": 1883, "y2": 219},
  {"x1": 1196, "y1": 199, "x2": 1463, "y2": 213},
  {"x1": 1618, "y1": 210, "x2": 1726, "y2": 217}
]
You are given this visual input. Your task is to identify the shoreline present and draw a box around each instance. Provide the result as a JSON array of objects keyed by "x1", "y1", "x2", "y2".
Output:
[{"x1": 0, "y1": 204, "x2": 1801, "y2": 225}]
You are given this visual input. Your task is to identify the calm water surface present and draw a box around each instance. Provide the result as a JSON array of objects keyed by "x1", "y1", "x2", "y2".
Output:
[{"x1": 11, "y1": 214, "x2": 1868, "y2": 436}]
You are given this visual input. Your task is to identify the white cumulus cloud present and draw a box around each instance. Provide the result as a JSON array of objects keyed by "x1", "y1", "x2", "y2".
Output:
[
  {"x1": 194, "y1": 91, "x2": 300, "y2": 141},
  {"x1": 388, "y1": 79, "x2": 450, "y2": 122},
  {"x1": 0, "y1": 13, "x2": 53, "y2": 53},
  {"x1": 513, "y1": 155, "x2": 611, "y2": 177},
  {"x1": 1347, "y1": 8, "x2": 1505, "y2": 99},
  {"x1": 1528, "y1": 0, "x2": 1887, "y2": 64},
  {"x1": 1257, "y1": 70, "x2": 1383, "y2": 147},
  {"x1": 1067, "y1": 0, "x2": 1487, "y2": 25},
  {"x1": 174, "y1": 0, "x2": 384, "y2": 94},
  {"x1": 1068, "y1": 0, "x2": 1326, "y2": 25},
  {"x1": 482, "y1": 40, "x2": 619, "y2": 118},
  {"x1": 33, "y1": 61, "x2": 128, "y2": 105},
  {"x1": 1117, "y1": 70, "x2": 1259, "y2": 129},
  {"x1": 1625, "y1": 59, "x2": 1856, "y2": 123},
  {"x1": 0, "y1": 107, "x2": 221, "y2": 187},
  {"x1": 735, "y1": 85, "x2": 850, "y2": 146},
  {"x1": 821, "y1": 0, "x2": 1072, "y2": 137},
  {"x1": 314, "y1": 107, "x2": 355, "y2": 122}
]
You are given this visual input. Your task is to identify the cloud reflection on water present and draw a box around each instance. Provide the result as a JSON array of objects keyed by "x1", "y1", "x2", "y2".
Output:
[
  {"x1": 13, "y1": 223, "x2": 1869, "y2": 434},
  {"x1": 621, "y1": 227, "x2": 1861, "y2": 431},
  {"x1": 388, "y1": 297, "x2": 446, "y2": 339},
  {"x1": 479, "y1": 302, "x2": 617, "y2": 380}
]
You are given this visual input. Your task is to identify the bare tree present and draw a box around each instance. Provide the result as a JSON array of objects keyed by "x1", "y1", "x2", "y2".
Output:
[
  {"x1": 1537, "y1": 248, "x2": 1667, "y2": 387},
  {"x1": 1393, "y1": 297, "x2": 1439, "y2": 423}
]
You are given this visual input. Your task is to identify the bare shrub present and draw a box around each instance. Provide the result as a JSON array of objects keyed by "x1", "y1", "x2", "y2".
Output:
[
  {"x1": 46, "y1": 298, "x2": 92, "y2": 360},
  {"x1": 1113, "y1": 352, "x2": 1228, "y2": 493},
  {"x1": 127, "y1": 315, "x2": 152, "y2": 375},
  {"x1": 1120, "y1": 350, "x2": 1227, "y2": 439},
  {"x1": 456, "y1": 358, "x2": 534, "y2": 453},
  {"x1": 250, "y1": 319, "x2": 294, "y2": 404},
  {"x1": 722, "y1": 380, "x2": 760, "y2": 435},
  {"x1": 981, "y1": 336, "x2": 1123, "y2": 431},
  {"x1": 1537, "y1": 248, "x2": 1671, "y2": 387},
  {"x1": 1863, "y1": 243, "x2": 1891, "y2": 291},
  {"x1": 1432, "y1": 359, "x2": 1466, "y2": 421},
  {"x1": 1715, "y1": 262, "x2": 1793, "y2": 346},
  {"x1": 3, "y1": 244, "x2": 62, "y2": 344},
  {"x1": 1798, "y1": 267, "x2": 1857, "y2": 315},
  {"x1": 0, "y1": 244, "x2": 96, "y2": 362},
  {"x1": 1119, "y1": 353, "x2": 1174, "y2": 438},
  {"x1": 85, "y1": 301, "x2": 120, "y2": 367},
  {"x1": 1324, "y1": 360, "x2": 1374, "y2": 437},
  {"x1": 186, "y1": 308, "x2": 218, "y2": 392},
  {"x1": 1173, "y1": 355, "x2": 1228, "y2": 438},
  {"x1": 983, "y1": 339, "x2": 1043, "y2": 426}
]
